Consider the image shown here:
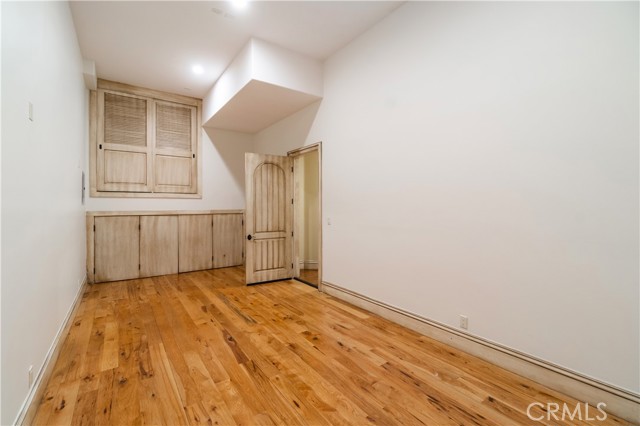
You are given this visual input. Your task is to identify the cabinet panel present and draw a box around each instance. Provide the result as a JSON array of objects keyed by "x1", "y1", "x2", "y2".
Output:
[
  {"x1": 95, "y1": 216, "x2": 139, "y2": 282},
  {"x1": 96, "y1": 90, "x2": 152, "y2": 192},
  {"x1": 179, "y1": 215, "x2": 213, "y2": 273},
  {"x1": 153, "y1": 101, "x2": 197, "y2": 194},
  {"x1": 140, "y1": 215, "x2": 178, "y2": 277},
  {"x1": 213, "y1": 214, "x2": 244, "y2": 268}
]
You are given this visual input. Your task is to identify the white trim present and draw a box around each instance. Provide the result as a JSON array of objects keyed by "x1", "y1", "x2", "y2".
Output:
[
  {"x1": 320, "y1": 280, "x2": 640, "y2": 424},
  {"x1": 14, "y1": 275, "x2": 89, "y2": 426},
  {"x1": 298, "y1": 260, "x2": 319, "y2": 270}
]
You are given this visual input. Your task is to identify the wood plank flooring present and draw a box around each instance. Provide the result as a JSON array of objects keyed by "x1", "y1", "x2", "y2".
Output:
[
  {"x1": 297, "y1": 269, "x2": 318, "y2": 287},
  {"x1": 33, "y1": 267, "x2": 632, "y2": 425}
]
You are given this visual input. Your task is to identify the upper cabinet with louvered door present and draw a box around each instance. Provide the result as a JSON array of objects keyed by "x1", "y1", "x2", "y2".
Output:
[
  {"x1": 97, "y1": 91, "x2": 152, "y2": 192},
  {"x1": 90, "y1": 79, "x2": 202, "y2": 198},
  {"x1": 154, "y1": 101, "x2": 197, "y2": 194}
]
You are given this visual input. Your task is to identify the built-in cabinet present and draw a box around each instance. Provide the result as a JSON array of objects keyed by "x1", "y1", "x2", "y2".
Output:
[
  {"x1": 90, "y1": 79, "x2": 202, "y2": 198},
  {"x1": 178, "y1": 214, "x2": 213, "y2": 273},
  {"x1": 94, "y1": 216, "x2": 140, "y2": 283},
  {"x1": 213, "y1": 214, "x2": 244, "y2": 268},
  {"x1": 140, "y1": 215, "x2": 179, "y2": 277},
  {"x1": 87, "y1": 211, "x2": 243, "y2": 283}
]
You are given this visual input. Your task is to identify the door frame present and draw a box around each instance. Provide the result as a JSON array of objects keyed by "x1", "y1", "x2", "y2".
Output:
[{"x1": 287, "y1": 142, "x2": 322, "y2": 289}]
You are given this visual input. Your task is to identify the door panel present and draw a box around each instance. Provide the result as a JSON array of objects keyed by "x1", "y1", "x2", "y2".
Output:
[
  {"x1": 95, "y1": 216, "x2": 139, "y2": 282},
  {"x1": 97, "y1": 90, "x2": 152, "y2": 192},
  {"x1": 140, "y1": 215, "x2": 178, "y2": 277},
  {"x1": 245, "y1": 153, "x2": 293, "y2": 284},
  {"x1": 153, "y1": 101, "x2": 197, "y2": 194},
  {"x1": 213, "y1": 213, "x2": 244, "y2": 268},
  {"x1": 179, "y1": 214, "x2": 213, "y2": 272}
]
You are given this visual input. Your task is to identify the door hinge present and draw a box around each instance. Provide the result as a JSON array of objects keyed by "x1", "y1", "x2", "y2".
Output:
[
  {"x1": 138, "y1": 264, "x2": 141, "y2": 270},
  {"x1": 93, "y1": 267, "x2": 95, "y2": 274},
  {"x1": 291, "y1": 166, "x2": 294, "y2": 173},
  {"x1": 139, "y1": 224, "x2": 141, "y2": 230},
  {"x1": 291, "y1": 232, "x2": 294, "y2": 237},
  {"x1": 242, "y1": 219, "x2": 244, "y2": 226},
  {"x1": 93, "y1": 225, "x2": 96, "y2": 232},
  {"x1": 291, "y1": 198, "x2": 293, "y2": 204},
  {"x1": 291, "y1": 263, "x2": 294, "y2": 269}
]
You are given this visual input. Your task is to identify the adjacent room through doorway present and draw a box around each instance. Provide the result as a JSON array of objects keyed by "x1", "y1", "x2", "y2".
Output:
[{"x1": 291, "y1": 144, "x2": 321, "y2": 287}]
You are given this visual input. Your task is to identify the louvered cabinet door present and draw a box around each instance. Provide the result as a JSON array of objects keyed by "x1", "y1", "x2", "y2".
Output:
[
  {"x1": 153, "y1": 101, "x2": 197, "y2": 194},
  {"x1": 97, "y1": 91, "x2": 152, "y2": 192}
]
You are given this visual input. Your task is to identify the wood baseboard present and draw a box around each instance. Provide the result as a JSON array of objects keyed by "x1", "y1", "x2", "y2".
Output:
[
  {"x1": 14, "y1": 276, "x2": 89, "y2": 426},
  {"x1": 320, "y1": 280, "x2": 640, "y2": 424}
]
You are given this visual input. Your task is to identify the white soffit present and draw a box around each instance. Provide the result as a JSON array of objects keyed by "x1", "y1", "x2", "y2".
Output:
[
  {"x1": 205, "y1": 80, "x2": 321, "y2": 133},
  {"x1": 203, "y1": 38, "x2": 323, "y2": 133}
]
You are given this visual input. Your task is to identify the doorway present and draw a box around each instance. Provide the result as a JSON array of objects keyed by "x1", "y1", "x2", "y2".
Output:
[{"x1": 289, "y1": 143, "x2": 322, "y2": 287}]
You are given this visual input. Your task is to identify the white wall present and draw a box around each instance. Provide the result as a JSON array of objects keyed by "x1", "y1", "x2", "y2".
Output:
[
  {"x1": 1, "y1": 2, "x2": 89, "y2": 423},
  {"x1": 85, "y1": 128, "x2": 253, "y2": 211},
  {"x1": 254, "y1": 2, "x2": 639, "y2": 393}
]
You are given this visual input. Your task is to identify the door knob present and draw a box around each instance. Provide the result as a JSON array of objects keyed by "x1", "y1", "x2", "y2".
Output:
[{"x1": 247, "y1": 235, "x2": 252, "y2": 241}]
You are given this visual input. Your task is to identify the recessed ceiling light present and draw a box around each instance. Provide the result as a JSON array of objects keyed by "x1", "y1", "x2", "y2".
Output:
[
  {"x1": 230, "y1": 0, "x2": 249, "y2": 10},
  {"x1": 192, "y1": 64, "x2": 204, "y2": 75}
]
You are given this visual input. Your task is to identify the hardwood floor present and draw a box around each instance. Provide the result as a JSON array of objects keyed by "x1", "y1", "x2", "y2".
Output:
[{"x1": 33, "y1": 266, "x2": 630, "y2": 425}]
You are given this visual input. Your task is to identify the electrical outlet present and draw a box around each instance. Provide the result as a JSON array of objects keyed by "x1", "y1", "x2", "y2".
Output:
[
  {"x1": 459, "y1": 315, "x2": 468, "y2": 330},
  {"x1": 28, "y1": 365, "x2": 34, "y2": 387}
]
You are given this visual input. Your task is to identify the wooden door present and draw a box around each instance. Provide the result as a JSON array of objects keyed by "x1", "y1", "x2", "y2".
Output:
[
  {"x1": 95, "y1": 216, "x2": 139, "y2": 282},
  {"x1": 245, "y1": 153, "x2": 293, "y2": 284},
  {"x1": 140, "y1": 215, "x2": 178, "y2": 277},
  {"x1": 97, "y1": 91, "x2": 152, "y2": 192},
  {"x1": 153, "y1": 101, "x2": 198, "y2": 194},
  {"x1": 213, "y1": 213, "x2": 244, "y2": 268},
  {"x1": 179, "y1": 215, "x2": 213, "y2": 272}
]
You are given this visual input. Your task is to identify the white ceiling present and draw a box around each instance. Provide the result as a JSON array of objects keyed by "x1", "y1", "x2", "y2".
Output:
[{"x1": 70, "y1": 1, "x2": 403, "y2": 98}]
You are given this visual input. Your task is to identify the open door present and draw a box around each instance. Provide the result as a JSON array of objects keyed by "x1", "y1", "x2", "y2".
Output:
[{"x1": 245, "y1": 153, "x2": 293, "y2": 284}]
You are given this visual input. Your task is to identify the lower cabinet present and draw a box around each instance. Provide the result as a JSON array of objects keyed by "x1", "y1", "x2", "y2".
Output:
[
  {"x1": 140, "y1": 215, "x2": 179, "y2": 277},
  {"x1": 178, "y1": 214, "x2": 213, "y2": 273},
  {"x1": 95, "y1": 216, "x2": 140, "y2": 282},
  {"x1": 88, "y1": 210, "x2": 244, "y2": 283},
  {"x1": 213, "y1": 214, "x2": 244, "y2": 268}
]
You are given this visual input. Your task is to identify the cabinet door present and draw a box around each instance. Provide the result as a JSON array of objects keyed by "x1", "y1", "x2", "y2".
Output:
[
  {"x1": 95, "y1": 216, "x2": 139, "y2": 282},
  {"x1": 178, "y1": 215, "x2": 212, "y2": 272},
  {"x1": 153, "y1": 101, "x2": 197, "y2": 194},
  {"x1": 140, "y1": 215, "x2": 178, "y2": 277},
  {"x1": 97, "y1": 91, "x2": 152, "y2": 192},
  {"x1": 213, "y1": 214, "x2": 244, "y2": 268}
]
